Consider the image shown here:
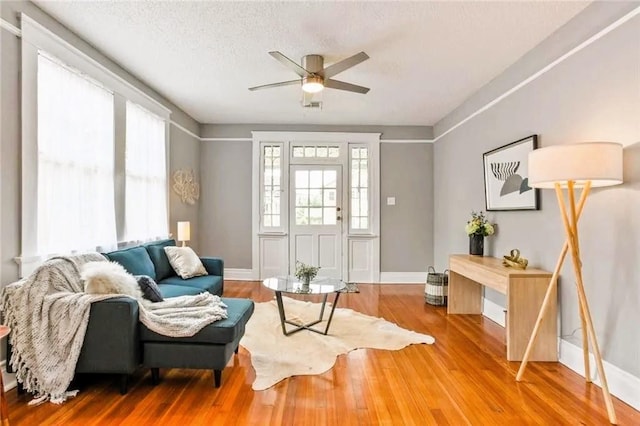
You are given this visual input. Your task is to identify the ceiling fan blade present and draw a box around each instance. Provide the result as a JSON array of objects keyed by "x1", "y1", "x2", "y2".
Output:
[
  {"x1": 322, "y1": 52, "x2": 369, "y2": 78},
  {"x1": 248, "y1": 79, "x2": 300, "y2": 91},
  {"x1": 324, "y1": 79, "x2": 370, "y2": 94},
  {"x1": 269, "y1": 51, "x2": 311, "y2": 77}
]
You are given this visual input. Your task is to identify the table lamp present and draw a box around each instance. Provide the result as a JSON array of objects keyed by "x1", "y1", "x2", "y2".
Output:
[
  {"x1": 518, "y1": 142, "x2": 623, "y2": 424},
  {"x1": 177, "y1": 221, "x2": 191, "y2": 247}
]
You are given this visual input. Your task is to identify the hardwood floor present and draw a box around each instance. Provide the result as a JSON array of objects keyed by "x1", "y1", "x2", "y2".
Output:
[{"x1": 7, "y1": 282, "x2": 640, "y2": 425}]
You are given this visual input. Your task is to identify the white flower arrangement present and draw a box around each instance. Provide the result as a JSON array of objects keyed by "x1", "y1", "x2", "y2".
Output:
[
  {"x1": 465, "y1": 211, "x2": 495, "y2": 237},
  {"x1": 294, "y1": 261, "x2": 320, "y2": 283}
]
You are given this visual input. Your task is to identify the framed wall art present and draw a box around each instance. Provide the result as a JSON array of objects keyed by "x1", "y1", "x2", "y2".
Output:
[{"x1": 483, "y1": 135, "x2": 539, "y2": 211}]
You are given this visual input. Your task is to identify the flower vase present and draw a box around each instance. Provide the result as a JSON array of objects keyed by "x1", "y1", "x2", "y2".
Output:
[
  {"x1": 302, "y1": 276, "x2": 311, "y2": 291},
  {"x1": 469, "y1": 234, "x2": 484, "y2": 256}
]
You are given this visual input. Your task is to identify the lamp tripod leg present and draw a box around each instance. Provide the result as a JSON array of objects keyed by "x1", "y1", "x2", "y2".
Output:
[
  {"x1": 516, "y1": 243, "x2": 565, "y2": 381},
  {"x1": 558, "y1": 182, "x2": 616, "y2": 424}
]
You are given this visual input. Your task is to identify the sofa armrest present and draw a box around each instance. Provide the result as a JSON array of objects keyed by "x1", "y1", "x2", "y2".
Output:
[
  {"x1": 75, "y1": 297, "x2": 141, "y2": 374},
  {"x1": 201, "y1": 257, "x2": 224, "y2": 293}
]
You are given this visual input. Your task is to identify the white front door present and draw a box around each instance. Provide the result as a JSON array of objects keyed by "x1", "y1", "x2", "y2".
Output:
[{"x1": 289, "y1": 165, "x2": 343, "y2": 279}]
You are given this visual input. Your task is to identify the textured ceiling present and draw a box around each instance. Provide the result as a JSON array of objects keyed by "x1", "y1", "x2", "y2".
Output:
[{"x1": 33, "y1": 1, "x2": 590, "y2": 126}]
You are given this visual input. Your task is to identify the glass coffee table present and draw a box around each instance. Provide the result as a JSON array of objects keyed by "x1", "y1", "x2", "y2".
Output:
[{"x1": 262, "y1": 276, "x2": 346, "y2": 336}]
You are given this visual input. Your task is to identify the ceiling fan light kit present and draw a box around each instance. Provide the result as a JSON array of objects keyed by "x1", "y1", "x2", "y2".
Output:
[
  {"x1": 249, "y1": 51, "x2": 370, "y2": 102},
  {"x1": 302, "y1": 75, "x2": 324, "y2": 93}
]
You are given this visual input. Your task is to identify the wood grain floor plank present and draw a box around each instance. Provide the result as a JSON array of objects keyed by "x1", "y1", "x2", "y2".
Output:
[{"x1": 5, "y1": 282, "x2": 639, "y2": 425}]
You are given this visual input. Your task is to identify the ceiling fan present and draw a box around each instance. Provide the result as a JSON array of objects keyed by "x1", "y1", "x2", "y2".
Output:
[{"x1": 248, "y1": 51, "x2": 370, "y2": 95}]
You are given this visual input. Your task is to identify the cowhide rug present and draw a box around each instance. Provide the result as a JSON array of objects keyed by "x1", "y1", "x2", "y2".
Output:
[{"x1": 240, "y1": 296, "x2": 435, "y2": 390}]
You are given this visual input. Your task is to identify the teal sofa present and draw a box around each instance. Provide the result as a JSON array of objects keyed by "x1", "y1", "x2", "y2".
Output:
[{"x1": 74, "y1": 238, "x2": 227, "y2": 393}]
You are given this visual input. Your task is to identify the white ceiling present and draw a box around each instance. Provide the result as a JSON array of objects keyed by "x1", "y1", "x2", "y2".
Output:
[{"x1": 33, "y1": 1, "x2": 590, "y2": 126}]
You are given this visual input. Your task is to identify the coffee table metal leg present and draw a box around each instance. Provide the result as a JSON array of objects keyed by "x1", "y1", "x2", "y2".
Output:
[
  {"x1": 276, "y1": 291, "x2": 342, "y2": 336},
  {"x1": 323, "y1": 292, "x2": 341, "y2": 335},
  {"x1": 275, "y1": 291, "x2": 289, "y2": 335}
]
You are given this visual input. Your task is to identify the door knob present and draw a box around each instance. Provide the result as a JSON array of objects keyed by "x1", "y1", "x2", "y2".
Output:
[
  {"x1": 336, "y1": 216, "x2": 342, "y2": 221},
  {"x1": 336, "y1": 207, "x2": 341, "y2": 212}
]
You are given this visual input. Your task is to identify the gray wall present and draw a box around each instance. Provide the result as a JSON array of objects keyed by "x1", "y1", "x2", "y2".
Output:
[
  {"x1": 169, "y1": 126, "x2": 201, "y2": 253},
  {"x1": 0, "y1": 1, "x2": 202, "y2": 287},
  {"x1": 199, "y1": 141, "x2": 253, "y2": 268},
  {"x1": 198, "y1": 126, "x2": 434, "y2": 272},
  {"x1": 201, "y1": 124, "x2": 433, "y2": 141},
  {"x1": 380, "y1": 143, "x2": 433, "y2": 271},
  {"x1": 433, "y1": 7, "x2": 640, "y2": 376}
]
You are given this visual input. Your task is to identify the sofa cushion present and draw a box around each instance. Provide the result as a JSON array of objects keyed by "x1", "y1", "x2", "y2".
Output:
[
  {"x1": 164, "y1": 246, "x2": 208, "y2": 279},
  {"x1": 145, "y1": 240, "x2": 176, "y2": 282},
  {"x1": 157, "y1": 284, "x2": 203, "y2": 299},
  {"x1": 159, "y1": 275, "x2": 223, "y2": 296},
  {"x1": 140, "y1": 297, "x2": 254, "y2": 344},
  {"x1": 105, "y1": 246, "x2": 156, "y2": 280},
  {"x1": 136, "y1": 275, "x2": 164, "y2": 302}
]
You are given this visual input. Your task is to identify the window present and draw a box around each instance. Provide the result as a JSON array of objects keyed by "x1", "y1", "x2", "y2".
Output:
[
  {"x1": 350, "y1": 147, "x2": 369, "y2": 230},
  {"x1": 124, "y1": 101, "x2": 168, "y2": 241},
  {"x1": 36, "y1": 52, "x2": 117, "y2": 254},
  {"x1": 263, "y1": 144, "x2": 282, "y2": 228},
  {"x1": 292, "y1": 145, "x2": 340, "y2": 159},
  {"x1": 294, "y1": 169, "x2": 338, "y2": 225}
]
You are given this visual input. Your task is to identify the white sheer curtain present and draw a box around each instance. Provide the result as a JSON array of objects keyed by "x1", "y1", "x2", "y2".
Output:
[
  {"x1": 125, "y1": 101, "x2": 168, "y2": 242},
  {"x1": 37, "y1": 52, "x2": 117, "y2": 256}
]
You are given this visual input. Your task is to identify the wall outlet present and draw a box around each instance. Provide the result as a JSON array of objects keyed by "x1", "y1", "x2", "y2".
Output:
[{"x1": 387, "y1": 197, "x2": 396, "y2": 206}]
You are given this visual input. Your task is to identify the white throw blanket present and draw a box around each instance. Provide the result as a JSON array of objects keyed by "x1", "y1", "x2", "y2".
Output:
[{"x1": 0, "y1": 254, "x2": 227, "y2": 404}]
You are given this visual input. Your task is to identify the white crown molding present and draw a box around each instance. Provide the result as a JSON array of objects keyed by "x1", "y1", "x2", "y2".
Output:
[
  {"x1": 380, "y1": 139, "x2": 434, "y2": 144},
  {"x1": 0, "y1": 17, "x2": 21, "y2": 37},
  {"x1": 170, "y1": 120, "x2": 200, "y2": 139},
  {"x1": 434, "y1": 5, "x2": 640, "y2": 142},
  {"x1": 200, "y1": 137, "x2": 253, "y2": 142}
]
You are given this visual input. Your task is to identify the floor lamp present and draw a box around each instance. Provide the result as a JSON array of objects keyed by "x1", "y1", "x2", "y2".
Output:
[{"x1": 517, "y1": 142, "x2": 623, "y2": 424}]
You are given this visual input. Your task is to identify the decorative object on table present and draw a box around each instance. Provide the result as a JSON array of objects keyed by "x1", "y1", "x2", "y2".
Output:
[
  {"x1": 425, "y1": 266, "x2": 449, "y2": 306},
  {"x1": 177, "y1": 221, "x2": 191, "y2": 247},
  {"x1": 502, "y1": 249, "x2": 528, "y2": 270},
  {"x1": 172, "y1": 169, "x2": 200, "y2": 205},
  {"x1": 339, "y1": 282, "x2": 360, "y2": 293},
  {"x1": 240, "y1": 296, "x2": 434, "y2": 390},
  {"x1": 517, "y1": 142, "x2": 623, "y2": 425},
  {"x1": 465, "y1": 211, "x2": 495, "y2": 256},
  {"x1": 294, "y1": 261, "x2": 320, "y2": 286},
  {"x1": 483, "y1": 135, "x2": 539, "y2": 211}
]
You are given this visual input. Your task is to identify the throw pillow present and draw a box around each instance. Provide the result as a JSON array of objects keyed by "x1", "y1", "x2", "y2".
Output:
[
  {"x1": 163, "y1": 246, "x2": 208, "y2": 279},
  {"x1": 81, "y1": 261, "x2": 142, "y2": 299},
  {"x1": 135, "y1": 275, "x2": 164, "y2": 303}
]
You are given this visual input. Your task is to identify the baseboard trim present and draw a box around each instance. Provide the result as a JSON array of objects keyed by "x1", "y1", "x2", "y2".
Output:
[
  {"x1": 482, "y1": 297, "x2": 506, "y2": 327},
  {"x1": 558, "y1": 339, "x2": 640, "y2": 411},
  {"x1": 225, "y1": 268, "x2": 256, "y2": 281},
  {"x1": 378, "y1": 272, "x2": 426, "y2": 283},
  {"x1": 1, "y1": 360, "x2": 17, "y2": 392}
]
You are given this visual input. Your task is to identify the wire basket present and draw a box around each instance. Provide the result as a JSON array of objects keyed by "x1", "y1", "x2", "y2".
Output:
[{"x1": 424, "y1": 266, "x2": 448, "y2": 306}]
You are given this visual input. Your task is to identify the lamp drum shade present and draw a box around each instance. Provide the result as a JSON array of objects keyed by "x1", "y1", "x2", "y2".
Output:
[
  {"x1": 177, "y1": 221, "x2": 191, "y2": 242},
  {"x1": 528, "y1": 142, "x2": 623, "y2": 188}
]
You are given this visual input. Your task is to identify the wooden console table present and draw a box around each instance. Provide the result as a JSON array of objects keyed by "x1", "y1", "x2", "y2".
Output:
[{"x1": 448, "y1": 255, "x2": 557, "y2": 361}]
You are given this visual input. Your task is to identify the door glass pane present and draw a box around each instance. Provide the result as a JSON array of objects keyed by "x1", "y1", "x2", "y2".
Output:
[
  {"x1": 309, "y1": 170, "x2": 323, "y2": 188},
  {"x1": 316, "y1": 147, "x2": 328, "y2": 157},
  {"x1": 328, "y1": 147, "x2": 340, "y2": 157},
  {"x1": 323, "y1": 189, "x2": 336, "y2": 206},
  {"x1": 296, "y1": 189, "x2": 309, "y2": 206},
  {"x1": 296, "y1": 208, "x2": 309, "y2": 225},
  {"x1": 304, "y1": 147, "x2": 315, "y2": 157},
  {"x1": 309, "y1": 189, "x2": 322, "y2": 206},
  {"x1": 296, "y1": 170, "x2": 309, "y2": 188},
  {"x1": 323, "y1": 208, "x2": 336, "y2": 225},
  {"x1": 293, "y1": 146, "x2": 304, "y2": 157},
  {"x1": 323, "y1": 170, "x2": 336, "y2": 187},
  {"x1": 309, "y1": 208, "x2": 322, "y2": 224}
]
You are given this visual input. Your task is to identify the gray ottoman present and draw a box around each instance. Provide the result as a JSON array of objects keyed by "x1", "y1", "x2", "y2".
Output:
[{"x1": 140, "y1": 297, "x2": 254, "y2": 387}]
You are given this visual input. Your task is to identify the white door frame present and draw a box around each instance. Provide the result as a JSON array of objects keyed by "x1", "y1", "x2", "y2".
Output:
[{"x1": 252, "y1": 131, "x2": 381, "y2": 282}]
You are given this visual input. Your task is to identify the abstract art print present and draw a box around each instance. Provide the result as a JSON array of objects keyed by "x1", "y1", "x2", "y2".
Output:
[{"x1": 483, "y1": 135, "x2": 539, "y2": 211}]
